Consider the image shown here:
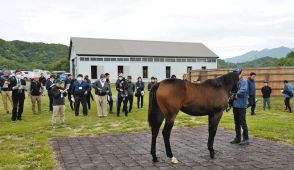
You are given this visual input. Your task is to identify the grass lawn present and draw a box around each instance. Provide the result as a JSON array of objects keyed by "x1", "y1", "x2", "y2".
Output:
[{"x1": 0, "y1": 84, "x2": 293, "y2": 169}]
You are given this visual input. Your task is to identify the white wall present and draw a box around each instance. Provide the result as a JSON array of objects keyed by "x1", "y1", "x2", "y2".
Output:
[{"x1": 72, "y1": 58, "x2": 216, "y2": 83}]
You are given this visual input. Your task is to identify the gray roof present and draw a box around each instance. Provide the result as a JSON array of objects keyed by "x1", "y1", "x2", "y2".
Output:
[{"x1": 70, "y1": 37, "x2": 218, "y2": 58}]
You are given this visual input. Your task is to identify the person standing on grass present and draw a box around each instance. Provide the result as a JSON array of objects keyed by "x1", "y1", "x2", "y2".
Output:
[
  {"x1": 71, "y1": 74, "x2": 89, "y2": 116},
  {"x1": 261, "y1": 81, "x2": 272, "y2": 110},
  {"x1": 281, "y1": 80, "x2": 293, "y2": 113},
  {"x1": 39, "y1": 73, "x2": 47, "y2": 92},
  {"x1": 230, "y1": 68, "x2": 249, "y2": 145},
  {"x1": 247, "y1": 72, "x2": 257, "y2": 115},
  {"x1": 51, "y1": 80, "x2": 67, "y2": 129},
  {"x1": 92, "y1": 74, "x2": 111, "y2": 118},
  {"x1": 135, "y1": 77, "x2": 145, "y2": 109},
  {"x1": 105, "y1": 73, "x2": 113, "y2": 113},
  {"x1": 116, "y1": 75, "x2": 128, "y2": 117},
  {"x1": 148, "y1": 77, "x2": 156, "y2": 91},
  {"x1": 46, "y1": 75, "x2": 56, "y2": 113},
  {"x1": 29, "y1": 76, "x2": 43, "y2": 114},
  {"x1": 65, "y1": 74, "x2": 75, "y2": 111},
  {"x1": 84, "y1": 75, "x2": 94, "y2": 110},
  {"x1": 126, "y1": 76, "x2": 135, "y2": 113},
  {"x1": 11, "y1": 70, "x2": 26, "y2": 121},
  {"x1": 0, "y1": 69, "x2": 13, "y2": 114}
]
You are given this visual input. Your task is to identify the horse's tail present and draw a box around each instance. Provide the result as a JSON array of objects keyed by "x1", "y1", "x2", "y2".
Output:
[{"x1": 148, "y1": 83, "x2": 161, "y2": 127}]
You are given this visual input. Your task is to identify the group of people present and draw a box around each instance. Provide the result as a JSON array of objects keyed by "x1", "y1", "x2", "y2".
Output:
[
  {"x1": 230, "y1": 68, "x2": 293, "y2": 146},
  {"x1": 0, "y1": 69, "x2": 160, "y2": 128}
]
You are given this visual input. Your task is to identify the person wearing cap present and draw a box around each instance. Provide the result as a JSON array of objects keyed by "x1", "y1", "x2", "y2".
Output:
[
  {"x1": 135, "y1": 76, "x2": 145, "y2": 109},
  {"x1": 51, "y1": 80, "x2": 67, "y2": 128},
  {"x1": 92, "y1": 74, "x2": 111, "y2": 117},
  {"x1": 65, "y1": 74, "x2": 75, "y2": 111},
  {"x1": 247, "y1": 72, "x2": 257, "y2": 115},
  {"x1": 0, "y1": 69, "x2": 13, "y2": 114},
  {"x1": 84, "y1": 75, "x2": 94, "y2": 110},
  {"x1": 10, "y1": 70, "x2": 26, "y2": 121},
  {"x1": 230, "y1": 68, "x2": 250, "y2": 145},
  {"x1": 281, "y1": 80, "x2": 293, "y2": 113},
  {"x1": 148, "y1": 77, "x2": 156, "y2": 91},
  {"x1": 261, "y1": 81, "x2": 272, "y2": 110},
  {"x1": 171, "y1": 75, "x2": 176, "y2": 79},
  {"x1": 116, "y1": 74, "x2": 128, "y2": 117},
  {"x1": 126, "y1": 76, "x2": 135, "y2": 112},
  {"x1": 46, "y1": 75, "x2": 56, "y2": 113},
  {"x1": 29, "y1": 76, "x2": 43, "y2": 114},
  {"x1": 105, "y1": 73, "x2": 113, "y2": 113},
  {"x1": 71, "y1": 74, "x2": 89, "y2": 116}
]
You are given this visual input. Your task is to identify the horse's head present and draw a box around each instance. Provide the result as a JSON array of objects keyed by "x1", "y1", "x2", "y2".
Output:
[{"x1": 230, "y1": 71, "x2": 240, "y2": 93}]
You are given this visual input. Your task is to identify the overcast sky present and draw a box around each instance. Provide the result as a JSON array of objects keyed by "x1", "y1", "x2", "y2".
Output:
[{"x1": 0, "y1": 0, "x2": 294, "y2": 58}]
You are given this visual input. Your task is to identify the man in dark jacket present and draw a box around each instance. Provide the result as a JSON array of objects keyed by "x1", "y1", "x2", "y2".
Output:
[
  {"x1": 84, "y1": 75, "x2": 94, "y2": 110},
  {"x1": 247, "y1": 72, "x2": 256, "y2": 115},
  {"x1": 0, "y1": 69, "x2": 13, "y2": 114},
  {"x1": 126, "y1": 76, "x2": 135, "y2": 112},
  {"x1": 92, "y1": 74, "x2": 111, "y2": 117},
  {"x1": 116, "y1": 75, "x2": 128, "y2": 117},
  {"x1": 46, "y1": 75, "x2": 56, "y2": 113},
  {"x1": 51, "y1": 80, "x2": 67, "y2": 128},
  {"x1": 39, "y1": 73, "x2": 47, "y2": 87},
  {"x1": 105, "y1": 73, "x2": 113, "y2": 113},
  {"x1": 148, "y1": 77, "x2": 156, "y2": 91},
  {"x1": 65, "y1": 74, "x2": 75, "y2": 111},
  {"x1": 71, "y1": 74, "x2": 89, "y2": 116},
  {"x1": 261, "y1": 81, "x2": 272, "y2": 110},
  {"x1": 29, "y1": 76, "x2": 43, "y2": 114},
  {"x1": 11, "y1": 70, "x2": 26, "y2": 121}
]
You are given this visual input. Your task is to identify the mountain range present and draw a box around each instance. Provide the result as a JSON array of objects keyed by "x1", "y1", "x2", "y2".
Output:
[{"x1": 225, "y1": 46, "x2": 294, "y2": 63}]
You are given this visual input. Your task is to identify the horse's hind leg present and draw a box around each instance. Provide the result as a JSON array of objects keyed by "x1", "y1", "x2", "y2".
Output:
[
  {"x1": 151, "y1": 114, "x2": 164, "y2": 162},
  {"x1": 162, "y1": 118, "x2": 178, "y2": 164},
  {"x1": 207, "y1": 112, "x2": 223, "y2": 158}
]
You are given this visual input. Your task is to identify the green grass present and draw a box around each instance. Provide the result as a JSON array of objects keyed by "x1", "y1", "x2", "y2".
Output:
[{"x1": 0, "y1": 85, "x2": 293, "y2": 169}]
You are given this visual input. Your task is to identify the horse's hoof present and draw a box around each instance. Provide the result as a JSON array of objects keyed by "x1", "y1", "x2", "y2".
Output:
[
  {"x1": 171, "y1": 157, "x2": 179, "y2": 164},
  {"x1": 209, "y1": 151, "x2": 215, "y2": 159},
  {"x1": 152, "y1": 157, "x2": 159, "y2": 162}
]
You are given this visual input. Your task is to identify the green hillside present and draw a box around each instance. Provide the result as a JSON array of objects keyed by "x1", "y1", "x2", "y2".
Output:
[{"x1": 0, "y1": 39, "x2": 69, "y2": 71}]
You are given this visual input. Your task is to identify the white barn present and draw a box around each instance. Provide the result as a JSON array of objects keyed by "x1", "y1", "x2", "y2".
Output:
[{"x1": 69, "y1": 37, "x2": 218, "y2": 82}]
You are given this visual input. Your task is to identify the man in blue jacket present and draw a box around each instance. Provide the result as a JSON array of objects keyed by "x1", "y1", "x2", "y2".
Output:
[
  {"x1": 230, "y1": 68, "x2": 250, "y2": 145},
  {"x1": 247, "y1": 72, "x2": 256, "y2": 115},
  {"x1": 71, "y1": 74, "x2": 89, "y2": 116},
  {"x1": 281, "y1": 80, "x2": 293, "y2": 113}
]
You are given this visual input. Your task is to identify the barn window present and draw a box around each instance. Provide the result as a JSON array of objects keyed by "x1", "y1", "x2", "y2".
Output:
[
  {"x1": 154, "y1": 58, "x2": 160, "y2": 62},
  {"x1": 135, "y1": 58, "x2": 141, "y2": 61},
  {"x1": 160, "y1": 58, "x2": 164, "y2": 62},
  {"x1": 142, "y1": 58, "x2": 148, "y2": 62},
  {"x1": 176, "y1": 58, "x2": 181, "y2": 62},
  {"x1": 111, "y1": 58, "x2": 116, "y2": 61},
  {"x1": 91, "y1": 66, "x2": 97, "y2": 79},
  {"x1": 97, "y1": 58, "x2": 103, "y2": 61},
  {"x1": 91, "y1": 58, "x2": 96, "y2": 61},
  {"x1": 187, "y1": 58, "x2": 192, "y2": 62},
  {"x1": 198, "y1": 58, "x2": 206, "y2": 62},
  {"x1": 166, "y1": 66, "x2": 171, "y2": 78},
  {"x1": 80, "y1": 57, "x2": 85, "y2": 61},
  {"x1": 85, "y1": 57, "x2": 89, "y2": 61},
  {"x1": 117, "y1": 58, "x2": 123, "y2": 61},
  {"x1": 182, "y1": 58, "x2": 186, "y2": 62},
  {"x1": 148, "y1": 58, "x2": 153, "y2": 62},
  {"x1": 170, "y1": 58, "x2": 176, "y2": 62},
  {"x1": 104, "y1": 58, "x2": 110, "y2": 61},
  {"x1": 130, "y1": 58, "x2": 136, "y2": 61},
  {"x1": 192, "y1": 58, "x2": 196, "y2": 62},
  {"x1": 165, "y1": 58, "x2": 171, "y2": 62},
  {"x1": 143, "y1": 66, "x2": 148, "y2": 78},
  {"x1": 124, "y1": 58, "x2": 129, "y2": 61},
  {"x1": 118, "y1": 66, "x2": 124, "y2": 74}
]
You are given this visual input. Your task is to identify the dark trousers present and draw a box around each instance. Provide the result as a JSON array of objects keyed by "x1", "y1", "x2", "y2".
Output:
[
  {"x1": 74, "y1": 96, "x2": 88, "y2": 116},
  {"x1": 86, "y1": 92, "x2": 93, "y2": 110},
  {"x1": 67, "y1": 92, "x2": 74, "y2": 110},
  {"x1": 233, "y1": 107, "x2": 249, "y2": 140},
  {"x1": 108, "y1": 96, "x2": 113, "y2": 112},
  {"x1": 137, "y1": 95, "x2": 144, "y2": 108},
  {"x1": 248, "y1": 95, "x2": 256, "y2": 114},
  {"x1": 285, "y1": 97, "x2": 292, "y2": 112},
  {"x1": 117, "y1": 95, "x2": 128, "y2": 116},
  {"x1": 12, "y1": 94, "x2": 25, "y2": 121},
  {"x1": 48, "y1": 93, "x2": 53, "y2": 112},
  {"x1": 127, "y1": 95, "x2": 134, "y2": 112}
]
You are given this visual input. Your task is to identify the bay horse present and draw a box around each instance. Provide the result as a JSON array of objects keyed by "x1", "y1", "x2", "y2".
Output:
[{"x1": 148, "y1": 71, "x2": 240, "y2": 163}]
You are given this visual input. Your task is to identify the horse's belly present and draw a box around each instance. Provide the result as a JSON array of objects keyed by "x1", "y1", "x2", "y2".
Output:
[{"x1": 180, "y1": 106, "x2": 209, "y2": 116}]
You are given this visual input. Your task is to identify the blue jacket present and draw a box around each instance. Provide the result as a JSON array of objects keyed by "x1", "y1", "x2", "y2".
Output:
[
  {"x1": 247, "y1": 78, "x2": 256, "y2": 96},
  {"x1": 46, "y1": 79, "x2": 55, "y2": 95},
  {"x1": 233, "y1": 78, "x2": 249, "y2": 109},
  {"x1": 71, "y1": 80, "x2": 89, "y2": 96},
  {"x1": 283, "y1": 84, "x2": 293, "y2": 98}
]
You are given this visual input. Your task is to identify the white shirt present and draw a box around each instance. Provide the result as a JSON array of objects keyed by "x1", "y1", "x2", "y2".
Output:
[{"x1": 100, "y1": 80, "x2": 105, "y2": 87}]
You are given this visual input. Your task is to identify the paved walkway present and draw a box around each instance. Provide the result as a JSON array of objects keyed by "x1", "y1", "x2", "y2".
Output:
[{"x1": 51, "y1": 126, "x2": 294, "y2": 170}]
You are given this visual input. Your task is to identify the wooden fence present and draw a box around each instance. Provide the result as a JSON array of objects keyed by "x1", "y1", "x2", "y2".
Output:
[{"x1": 183, "y1": 67, "x2": 294, "y2": 96}]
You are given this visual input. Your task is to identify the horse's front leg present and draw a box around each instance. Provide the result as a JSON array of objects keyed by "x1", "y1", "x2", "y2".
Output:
[{"x1": 207, "y1": 112, "x2": 223, "y2": 158}]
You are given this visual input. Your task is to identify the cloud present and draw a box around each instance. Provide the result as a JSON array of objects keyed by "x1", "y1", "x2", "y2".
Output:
[{"x1": 0, "y1": 0, "x2": 294, "y2": 58}]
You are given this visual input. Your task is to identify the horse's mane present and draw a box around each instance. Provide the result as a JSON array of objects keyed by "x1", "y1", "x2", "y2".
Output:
[{"x1": 203, "y1": 72, "x2": 237, "y2": 88}]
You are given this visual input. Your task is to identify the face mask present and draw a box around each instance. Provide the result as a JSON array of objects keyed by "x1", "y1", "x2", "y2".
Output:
[
  {"x1": 119, "y1": 77, "x2": 123, "y2": 80},
  {"x1": 77, "y1": 77, "x2": 83, "y2": 82},
  {"x1": 16, "y1": 75, "x2": 22, "y2": 79},
  {"x1": 138, "y1": 79, "x2": 142, "y2": 82},
  {"x1": 151, "y1": 80, "x2": 155, "y2": 83},
  {"x1": 50, "y1": 78, "x2": 54, "y2": 82}
]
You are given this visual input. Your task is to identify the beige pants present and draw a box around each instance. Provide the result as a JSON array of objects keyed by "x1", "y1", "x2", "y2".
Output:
[
  {"x1": 52, "y1": 105, "x2": 65, "y2": 125},
  {"x1": 1, "y1": 91, "x2": 12, "y2": 113},
  {"x1": 95, "y1": 95, "x2": 108, "y2": 117},
  {"x1": 31, "y1": 95, "x2": 42, "y2": 113}
]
